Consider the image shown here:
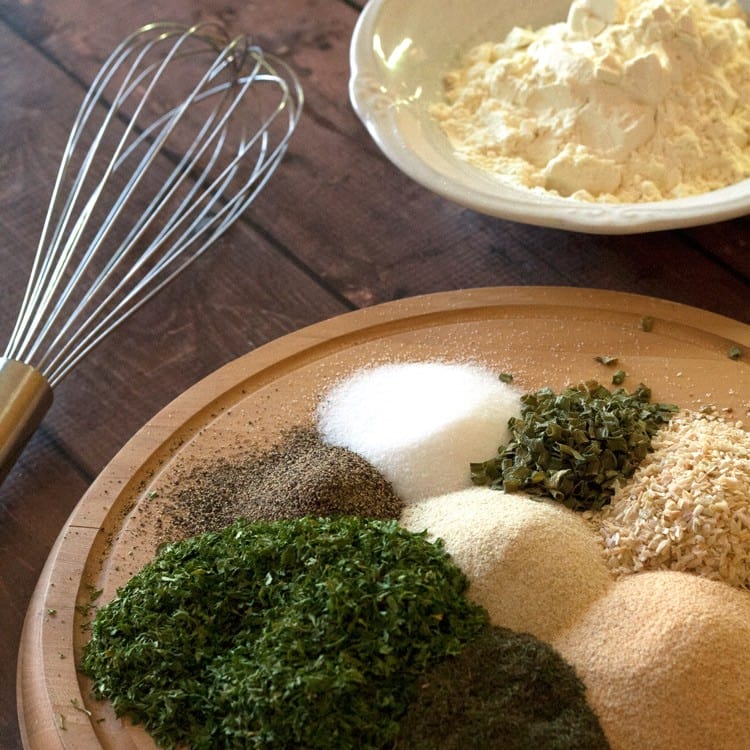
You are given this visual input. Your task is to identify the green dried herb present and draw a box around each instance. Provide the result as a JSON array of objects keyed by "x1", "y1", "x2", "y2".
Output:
[
  {"x1": 594, "y1": 355, "x2": 618, "y2": 366},
  {"x1": 471, "y1": 381, "x2": 677, "y2": 510},
  {"x1": 639, "y1": 316, "x2": 654, "y2": 332},
  {"x1": 611, "y1": 369, "x2": 626, "y2": 385},
  {"x1": 394, "y1": 627, "x2": 610, "y2": 750},
  {"x1": 499, "y1": 372, "x2": 514, "y2": 384},
  {"x1": 728, "y1": 345, "x2": 742, "y2": 360},
  {"x1": 81, "y1": 516, "x2": 487, "y2": 750}
]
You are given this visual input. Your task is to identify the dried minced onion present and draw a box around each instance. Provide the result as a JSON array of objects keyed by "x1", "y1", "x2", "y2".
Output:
[{"x1": 596, "y1": 411, "x2": 750, "y2": 588}]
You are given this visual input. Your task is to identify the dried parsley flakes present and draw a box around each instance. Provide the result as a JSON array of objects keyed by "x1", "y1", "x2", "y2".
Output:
[
  {"x1": 81, "y1": 516, "x2": 488, "y2": 749},
  {"x1": 471, "y1": 381, "x2": 677, "y2": 510}
]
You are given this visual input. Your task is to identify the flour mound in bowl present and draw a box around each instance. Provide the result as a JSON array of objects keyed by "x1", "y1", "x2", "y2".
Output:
[{"x1": 432, "y1": 0, "x2": 750, "y2": 202}]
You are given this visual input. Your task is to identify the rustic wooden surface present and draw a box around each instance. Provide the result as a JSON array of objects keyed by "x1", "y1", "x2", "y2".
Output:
[{"x1": 0, "y1": 1, "x2": 749, "y2": 747}]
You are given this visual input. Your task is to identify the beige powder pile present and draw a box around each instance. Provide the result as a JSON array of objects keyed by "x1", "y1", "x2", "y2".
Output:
[
  {"x1": 400, "y1": 487, "x2": 611, "y2": 642},
  {"x1": 432, "y1": 0, "x2": 750, "y2": 201},
  {"x1": 597, "y1": 410, "x2": 750, "y2": 587},
  {"x1": 553, "y1": 571, "x2": 750, "y2": 750}
]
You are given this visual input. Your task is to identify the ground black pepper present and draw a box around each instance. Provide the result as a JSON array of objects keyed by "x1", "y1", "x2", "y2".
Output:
[{"x1": 166, "y1": 427, "x2": 403, "y2": 538}]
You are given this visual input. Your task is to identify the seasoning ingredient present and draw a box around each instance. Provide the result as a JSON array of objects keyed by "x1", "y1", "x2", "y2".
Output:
[
  {"x1": 400, "y1": 488, "x2": 611, "y2": 642},
  {"x1": 597, "y1": 410, "x2": 750, "y2": 587},
  {"x1": 471, "y1": 381, "x2": 677, "y2": 510},
  {"x1": 81, "y1": 516, "x2": 488, "y2": 750},
  {"x1": 167, "y1": 427, "x2": 402, "y2": 538},
  {"x1": 317, "y1": 361, "x2": 521, "y2": 503},
  {"x1": 394, "y1": 626, "x2": 610, "y2": 750},
  {"x1": 553, "y1": 571, "x2": 750, "y2": 750},
  {"x1": 432, "y1": 0, "x2": 750, "y2": 202}
]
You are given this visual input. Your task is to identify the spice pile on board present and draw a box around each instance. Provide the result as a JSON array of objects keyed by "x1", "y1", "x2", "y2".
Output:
[
  {"x1": 81, "y1": 359, "x2": 750, "y2": 750},
  {"x1": 166, "y1": 427, "x2": 403, "y2": 538},
  {"x1": 317, "y1": 361, "x2": 521, "y2": 502},
  {"x1": 400, "y1": 487, "x2": 611, "y2": 642},
  {"x1": 553, "y1": 571, "x2": 750, "y2": 750},
  {"x1": 597, "y1": 410, "x2": 750, "y2": 587}
]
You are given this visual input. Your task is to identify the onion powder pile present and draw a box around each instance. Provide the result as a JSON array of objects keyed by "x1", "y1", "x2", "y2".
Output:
[{"x1": 554, "y1": 571, "x2": 750, "y2": 750}]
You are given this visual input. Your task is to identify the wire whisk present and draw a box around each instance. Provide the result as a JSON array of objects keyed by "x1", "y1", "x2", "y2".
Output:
[{"x1": 0, "y1": 21, "x2": 303, "y2": 483}]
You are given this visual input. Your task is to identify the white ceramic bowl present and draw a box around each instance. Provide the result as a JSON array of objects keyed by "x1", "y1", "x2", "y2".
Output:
[{"x1": 349, "y1": 0, "x2": 750, "y2": 234}]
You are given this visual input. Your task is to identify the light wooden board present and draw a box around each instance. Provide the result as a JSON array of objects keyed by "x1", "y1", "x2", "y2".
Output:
[{"x1": 17, "y1": 286, "x2": 750, "y2": 749}]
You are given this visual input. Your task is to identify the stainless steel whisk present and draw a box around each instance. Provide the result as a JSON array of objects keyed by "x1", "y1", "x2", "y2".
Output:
[{"x1": 0, "y1": 21, "x2": 303, "y2": 483}]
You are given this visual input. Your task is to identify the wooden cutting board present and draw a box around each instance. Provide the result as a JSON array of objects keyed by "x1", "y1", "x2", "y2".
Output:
[{"x1": 17, "y1": 286, "x2": 750, "y2": 749}]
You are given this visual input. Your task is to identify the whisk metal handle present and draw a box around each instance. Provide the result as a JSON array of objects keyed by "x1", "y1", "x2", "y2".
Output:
[{"x1": 0, "y1": 359, "x2": 53, "y2": 484}]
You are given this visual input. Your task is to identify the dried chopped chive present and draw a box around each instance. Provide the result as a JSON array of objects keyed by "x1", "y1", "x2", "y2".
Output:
[
  {"x1": 594, "y1": 355, "x2": 618, "y2": 366},
  {"x1": 498, "y1": 372, "x2": 514, "y2": 383},
  {"x1": 471, "y1": 381, "x2": 678, "y2": 511},
  {"x1": 639, "y1": 316, "x2": 654, "y2": 332},
  {"x1": 612, "y1": 370, "x2": 626, "y2": 385},
  {"x1": 81, "y1": 516, "x2": 487, "y2": 749},
  {"x1": 70, "y1": 698, "x2": 91, "y2": 716},
  {"x1": 728, "y1": 345, "x2": 742, "y2": 360}
]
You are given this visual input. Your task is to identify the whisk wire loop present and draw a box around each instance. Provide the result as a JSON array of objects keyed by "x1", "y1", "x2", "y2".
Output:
[{"x1": 3, "y1": 21, "x2": 303, "y2": 388}]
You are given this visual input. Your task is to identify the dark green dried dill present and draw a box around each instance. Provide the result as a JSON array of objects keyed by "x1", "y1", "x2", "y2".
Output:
[
  {"x1": 471, "y1": 381, "x2": 677, "y2": 510},
  {"x1": 728, "y1": 345, "x2": 742, "y2": 360},
  {"x1": 393, "y1": 626, "x2": 610, "y2": 750},
  {"x1": 81, "y1": 515, "x2": 488, "y2": 750}
]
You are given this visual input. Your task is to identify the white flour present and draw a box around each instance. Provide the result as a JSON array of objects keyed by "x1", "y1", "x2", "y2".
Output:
[{"x1": 432, "y1": 0, "x2": 750, "y2": 202}]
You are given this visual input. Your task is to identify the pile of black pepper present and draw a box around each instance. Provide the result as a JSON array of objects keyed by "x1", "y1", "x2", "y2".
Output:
[{"x1": 166, "y1": 426, "x2": 403, "y2": 538}]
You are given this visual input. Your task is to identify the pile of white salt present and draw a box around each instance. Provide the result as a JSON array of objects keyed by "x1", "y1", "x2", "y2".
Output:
[
  {"x1": 316, "y1": 361, "x2": 520, "y2": 502},
  {"x1": 553, "y1": 571, "x2": 750, "y2": 750},
  {"x1": 400, "y1": 487, "x2": 611, "y2": 642}
]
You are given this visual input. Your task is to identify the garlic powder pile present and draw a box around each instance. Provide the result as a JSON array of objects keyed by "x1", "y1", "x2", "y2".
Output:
[{"x1": 432, "y1": 0, "x2": 750, "y2": 202}]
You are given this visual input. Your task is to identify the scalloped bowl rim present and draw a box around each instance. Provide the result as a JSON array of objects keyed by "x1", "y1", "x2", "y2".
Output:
[{"x1": 349, "y1": 0, "x2": 750, "y2": 234}]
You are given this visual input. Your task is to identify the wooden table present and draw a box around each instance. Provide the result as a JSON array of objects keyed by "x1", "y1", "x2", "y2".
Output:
[{"x1": 0, "y1": 2, "x2": 749, "y2": 748}]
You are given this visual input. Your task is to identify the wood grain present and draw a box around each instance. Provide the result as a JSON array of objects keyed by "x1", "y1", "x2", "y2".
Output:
[
  {"x1": 3, "y1": 0, "x2": 750, "y2": 317},
  {"x1": 16, "y1": 287, "x2": 750, "y2": 749}
]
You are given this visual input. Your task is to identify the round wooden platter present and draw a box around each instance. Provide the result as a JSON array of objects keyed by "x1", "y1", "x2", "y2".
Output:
[{"x1": 17, "y1": 286, "x2": 750, "y2": 749}]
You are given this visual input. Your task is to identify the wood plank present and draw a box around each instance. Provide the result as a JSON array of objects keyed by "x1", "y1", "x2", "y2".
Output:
[
  {"x1": 2, "y1": 0, "x2": 748, "y2": 325},
  {"x1": 684, "y1": 217, "x2": 750, "y2": 282}
]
